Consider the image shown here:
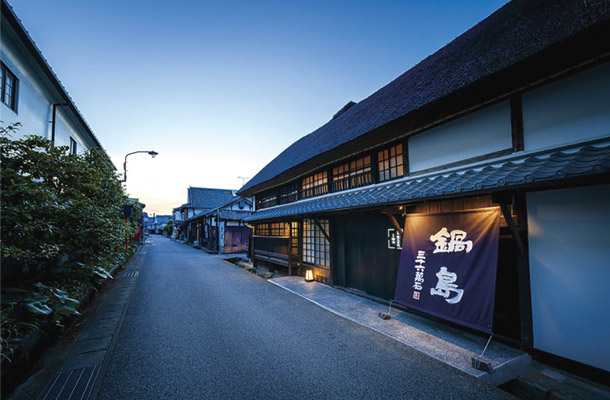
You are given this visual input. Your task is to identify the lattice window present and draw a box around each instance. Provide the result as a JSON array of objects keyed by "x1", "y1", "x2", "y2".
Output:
[
  {"x1": 256, "y1": 190, "x2": 277, "y2": 210},
  {"x1": 303, "y1": 219, "x2": 330, "y2": 267},
  {"x1": 290, "y1": 222, "x2": 300, "y2": 255},
  {"x1": 279, "y1": 182, "x2": 300, "y2": 204},
  {"x1": 332, "y1": 155, "x2": 372, "y2": 192},
  {"x1": 254, "y1": 223, "x2": 289, "y2": 237},
  {"x1": 332, "y1": 163, "x2": 350, "y2": 192},
  {"x1": 378, "y1": 143, "x2": 404, "y2": 181},
  {"x1": 302, "y1": 171, "x2": 328, "y2": 198},
  {"x1": 349, "y1": 155, "x2": 372, "y2": 188}
]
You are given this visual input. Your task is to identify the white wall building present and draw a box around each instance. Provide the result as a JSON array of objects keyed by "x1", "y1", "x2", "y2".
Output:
[{"x1": 1, "y1": 0, "x2": 102, "y2": 152}]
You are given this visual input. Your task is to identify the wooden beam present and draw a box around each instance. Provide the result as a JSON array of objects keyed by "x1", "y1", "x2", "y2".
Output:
[
  {"x1": 314, "y1": 219, "x2": 331, "y2": 242},
  {"x1": 386, "y1": 213, "x2": 404, "y2": 236},
  {"x1": 499, "y1": 203, "x2": 525, "y2": 256}
]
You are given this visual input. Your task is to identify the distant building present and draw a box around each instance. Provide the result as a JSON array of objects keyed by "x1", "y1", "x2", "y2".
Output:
[
  {"x1": 1, "y1": 0, "x2": 102, "y2": 152},
  {"x1": 186, "y1": 197, "x2": 253, "y2": 253},
  {"x1": 176, "y1": 187, "x2": 237, "y2": 241},
  {"x1": 239, "y1": 0, "x2": 610, "y2": 378}
]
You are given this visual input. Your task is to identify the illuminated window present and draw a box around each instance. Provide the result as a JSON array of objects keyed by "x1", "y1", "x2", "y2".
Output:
[
  {"x1": 378, "y1": 144, "x2": 404, "y2": 181},
  {"x1": 332, "y1": 155, "x2": 372, "y2": 192},
  {"x1": 291, "y1": 222, "x2": 299, "y2": 255},
  {"x1": 303, "y1": 219, "x2": 330, "y2": 267},
  {"x1": 1, "y1": 63, "x2": 18, "y2": 111},
  {"x1": 349, "y1": 155, "x2": 372, "y2": 188},
  {"x1": 302, "y1": 171, "x2": 328, "y2": 198},
  {"x1": 332, "y1": 163, "x2": 350, "y2": 192},
  {"x1": 254, "y1": 223, "x2": 289, "y2": 237}
]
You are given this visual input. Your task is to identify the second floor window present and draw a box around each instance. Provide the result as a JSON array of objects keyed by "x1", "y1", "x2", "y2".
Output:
[
  {"x1": 1, "y1": 63, "x2": 18, "y2": 111},
  {"x1": 378, "y1": 143, "x2": 404, "y2": 181},
  {"x1": 302, "y1": 171, "x2": 328, "y2": 198},
  {"x1": 70, "y1": 137, "x2": 78, "y2": 155},
  {"x1": 256, "y1": 190, "x2": 277, "y2": 210},
  {"x1": 332, "y1": 155, "x2": 372, "y2": 192}
]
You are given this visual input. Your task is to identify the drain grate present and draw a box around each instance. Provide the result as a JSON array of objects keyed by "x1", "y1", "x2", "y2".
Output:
[
  {"x1": 122, "y1": 271, "x2": 139, "y2": 278},
  {"x1": 36, "y1": 365, "x2": 100, "y2": 400}
]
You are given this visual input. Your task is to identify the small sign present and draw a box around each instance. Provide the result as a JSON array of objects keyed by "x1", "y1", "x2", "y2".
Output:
[{"x1": 387, "y1": 228, "x2": 402, "y2": 250}]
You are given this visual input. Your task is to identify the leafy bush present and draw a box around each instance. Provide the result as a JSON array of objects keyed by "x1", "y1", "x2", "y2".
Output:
[
  {"x1": 1, "y1": 123, "x2": 134, "y2": 359},
  {"x1": 1, "y1": 124, "x2": 128, "y2": 275}
]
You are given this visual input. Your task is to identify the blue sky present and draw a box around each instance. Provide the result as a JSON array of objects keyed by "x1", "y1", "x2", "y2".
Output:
[{"x1": 10, "y1": 0, "x2": 507, "y2": 214}]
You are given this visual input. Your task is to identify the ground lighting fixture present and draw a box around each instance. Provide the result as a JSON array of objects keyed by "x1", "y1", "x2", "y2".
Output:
[{"x1": 305, "y1": 269, "x2": 314, "y2": 282}]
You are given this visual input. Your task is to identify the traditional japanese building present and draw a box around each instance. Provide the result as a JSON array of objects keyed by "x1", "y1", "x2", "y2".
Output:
[
  {"x1": 186, "y1": 197, "x2": 253, "y2": 254},
  {"x1": 177, "y1": 187, "x2": 236, "y2": 242},
  {"x1": 239, "y1": 0, "x2": 610, "y2": 380}
]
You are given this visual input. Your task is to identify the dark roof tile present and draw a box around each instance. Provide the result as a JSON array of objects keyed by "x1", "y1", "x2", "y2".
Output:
[
  {"x1": 187, "y1": 187, "x2": 235, "y2": 209},
  {"x1": 246, "y1": 141, "x2": 610, "y2": 222}
]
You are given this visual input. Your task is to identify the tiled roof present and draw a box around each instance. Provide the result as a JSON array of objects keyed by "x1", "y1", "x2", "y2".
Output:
[
  {"x1": 239, "y1": 0, "x2": 610, "y2": 196},
  {"x1": 187, "y1": 187, "x2": 235, "y2": 209},
  {"x1": 217, "y1": 210, "x2": 253, "y2": 221},
  {"x1": 245, "y1": 141, "x2": 610, "y2": 222}
]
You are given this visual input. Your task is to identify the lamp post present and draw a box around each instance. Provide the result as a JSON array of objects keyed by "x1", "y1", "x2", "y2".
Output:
[
  {"x1": 123, "y1": 150, "x2": 158, "y2": 182},
  {"x1": 122, "y1": 150, "x2": 157, "y2": 253}
]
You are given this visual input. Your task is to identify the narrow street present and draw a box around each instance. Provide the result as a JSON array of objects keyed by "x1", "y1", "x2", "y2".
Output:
[{"x1": 94, "y1": 236, "x2": 513, "y2": 399}]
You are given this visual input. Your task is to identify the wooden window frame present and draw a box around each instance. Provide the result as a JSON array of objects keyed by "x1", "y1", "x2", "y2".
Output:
[
  {"x1": 302, "y1": 171, "x2": 328, "y2": 199},
  {"x1": 377, "y1": 143, "x2": 405, "y2": 182},
  {"x1": 302, "y1": 218, "x2": 330, "y2": 267},
  {"x1": 331, "y1": 154, "x2": 372, "y2": 192},
  {"x1": 69, "y1": 137, "x2": 77, "y2": 155},
  {"x1": 1, "y1": 62, "x2": 18, "y2": 112}
]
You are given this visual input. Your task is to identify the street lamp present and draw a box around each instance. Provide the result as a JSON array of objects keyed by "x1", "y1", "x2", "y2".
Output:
[{"x1": 123, "y1": 150, "x2": 158, "y2": 182}]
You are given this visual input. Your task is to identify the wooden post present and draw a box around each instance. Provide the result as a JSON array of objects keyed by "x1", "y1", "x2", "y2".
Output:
[{"x1": 288, "y1": 223, "x2": 293, "y2": 276}]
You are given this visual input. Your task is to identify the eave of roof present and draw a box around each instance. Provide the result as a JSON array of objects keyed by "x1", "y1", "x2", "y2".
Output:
[
  {"x1": 1, "y1": 0, "x2": 103, "y2": 150},
  {"x1": 245, "y1": 140, "x2": 610, "y2": 222},
  {"x1": 238, "y1": 0, "x2": 610, "y2": 197}
]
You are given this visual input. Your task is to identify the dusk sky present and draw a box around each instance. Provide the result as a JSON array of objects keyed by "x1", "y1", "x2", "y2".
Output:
[{"x1": 11, "y1": 0, "x2": 507, "y2": 215}]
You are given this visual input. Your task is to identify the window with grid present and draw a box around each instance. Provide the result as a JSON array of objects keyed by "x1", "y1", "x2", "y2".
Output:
[
  {"x1": 331, "y1": 156, "x2": 372, "y2": 192},
  {"x1": 1, "y1": 63, "x2": 18, "y2": 111},
  {"x1": 332, "y1": 163, "x2": 350, "y2": 192},
  {"x1": 378, "y1": 143, "x2": 404, "y2": 181},
  {"x1": 303, "y1": 219, "x2": 330, "y2": 267},
  {"x1": 349, "y1": 155, "x2": 372, "y2": 188},
  {"x1": 290, "y1": 222, "x2": 299, "y2": 255},
  {"x1": 256, "y1": 190, "x2": 277, "y2": 210},
  {"x1": 279, "y1": 182, "x2": 299, "y2": 204},
  {"x1": 254, "y1": 223, "x2": 289, "y2": 237},
  {"x1": 302, "y1": 171, "x2": 328, "y2": 198}
]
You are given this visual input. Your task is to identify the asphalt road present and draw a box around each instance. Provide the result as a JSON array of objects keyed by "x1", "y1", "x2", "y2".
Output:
[{"x1": 95, "y1": 236, "x2": 514, "y2": 400}]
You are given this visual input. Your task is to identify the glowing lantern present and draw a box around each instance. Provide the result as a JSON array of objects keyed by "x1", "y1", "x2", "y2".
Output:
[{"x1": 305, "y1": 269, "x2": 314, "y2": 282}]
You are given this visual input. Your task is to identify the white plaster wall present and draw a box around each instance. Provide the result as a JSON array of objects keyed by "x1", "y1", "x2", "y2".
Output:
[
  {"x1": 408, "y1": 100, "x2": 512, "y2": 172},
  {"x1": 527, "y1": 184, "x2": 610, "y2": 371},
  {"x1": 1, "y1": 21, "x2": 53, "y2": 139},
  {"x1": 54, "y1": 110, "x2": 95, "y2": 151},
  {"x1": 522, "y1": 62, "x2": 610, "y2": 152},
  {"x1": 1, "y1": 19, "x2": 97, "y2": 151}
]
